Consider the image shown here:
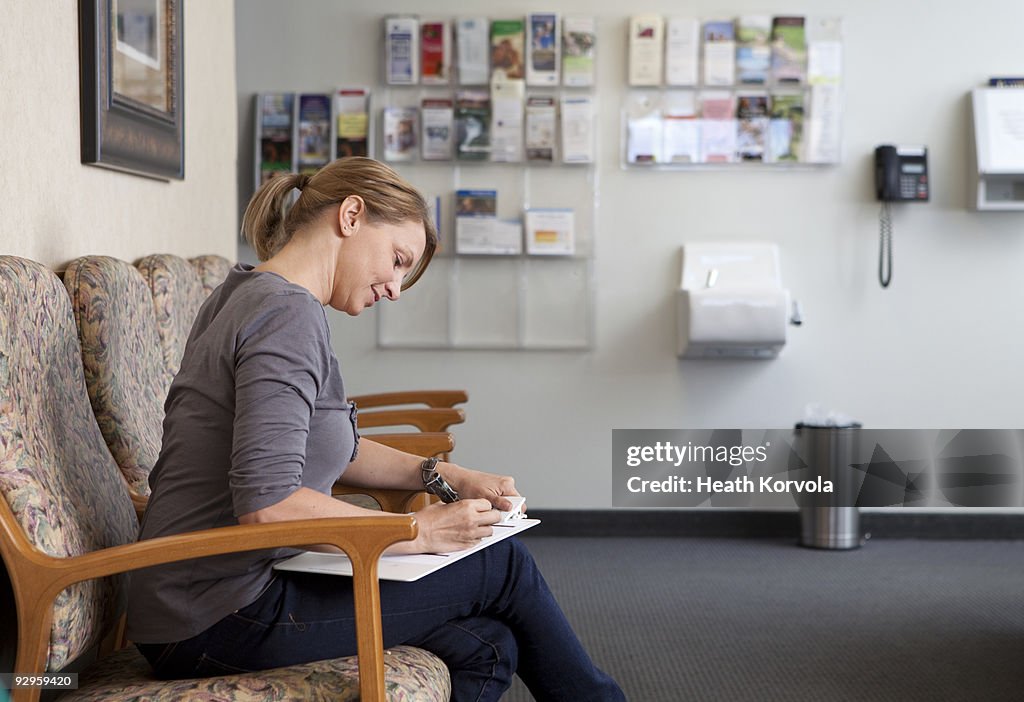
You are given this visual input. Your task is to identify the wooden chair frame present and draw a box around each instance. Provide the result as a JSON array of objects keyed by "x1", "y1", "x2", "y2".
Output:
[
  {"x1": 357, "y1": 408, "x2": 465, "y2": 433},
  {"x1": 350, "y1": 390, "x2": 468, "y2": 410},
  {"x1": 0, "y1": 497, "x2": 416, "y2": 702}
]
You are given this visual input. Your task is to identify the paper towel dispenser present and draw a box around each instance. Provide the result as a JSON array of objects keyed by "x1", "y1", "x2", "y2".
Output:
[{"x1": 677, "y1": 243, "x2": 791, "y2": 359}]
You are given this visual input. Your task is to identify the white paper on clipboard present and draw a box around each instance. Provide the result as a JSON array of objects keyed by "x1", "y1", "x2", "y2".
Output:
[{"x1": 274, "y1": 518, "x2": 540, "y2": 582}]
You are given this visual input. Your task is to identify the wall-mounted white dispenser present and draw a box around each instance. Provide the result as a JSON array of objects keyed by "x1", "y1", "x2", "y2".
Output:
[{"x1": 677, "y1": 242, "x2": 791, "y2": 359}]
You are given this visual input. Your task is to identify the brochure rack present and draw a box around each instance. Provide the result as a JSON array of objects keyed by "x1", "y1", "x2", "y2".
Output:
[
  {"x1": 620, "y1": 15, "x2": 843, "y2": 170},
  {"x1": 373, "y1": 14, "x2": 599, "y2": 351}
]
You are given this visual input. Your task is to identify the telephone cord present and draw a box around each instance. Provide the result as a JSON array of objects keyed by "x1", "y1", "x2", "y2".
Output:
[{"x1": 879, "y1": 201, "x2": 892, "y2": 288}]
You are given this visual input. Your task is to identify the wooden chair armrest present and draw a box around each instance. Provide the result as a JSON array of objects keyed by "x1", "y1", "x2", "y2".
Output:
[
  {"x1": 363, "y1": 432, "x2": 454, "y2": 457},
  {"x1": 1, "y1": 507, "x2": 414, "y2": 702},
  {"x1": 350, "y1": 390, "x2": 468, "y2": 410},
  {"x1": 357, "y1": 408, "x2": 465, "y2": 433},
  {"x1": 332, "y1": 485, "x2": 428, "y2": 513}
]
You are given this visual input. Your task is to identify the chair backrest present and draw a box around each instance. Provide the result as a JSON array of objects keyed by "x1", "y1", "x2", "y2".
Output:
[
  {"x1": 188, "y1": 254, "x2": 233, "y2": 298},
  {"x1": 136, "y1": 254, "x2": 206, "y2": 383},
  {"x1": 0, "y1": 256, "x2": 137, "y2": 672},
  {"x1": 63, "y1": 256, "x2": 168, "y2": 498}
]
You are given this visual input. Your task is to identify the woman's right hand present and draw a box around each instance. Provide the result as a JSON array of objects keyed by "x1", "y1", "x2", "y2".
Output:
[{"x1": 409, "y1": 499, "x2": 500, "y2": 554}]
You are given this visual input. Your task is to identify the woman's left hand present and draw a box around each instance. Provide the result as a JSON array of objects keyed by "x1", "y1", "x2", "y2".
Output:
[{"x1": 443, "y1": 463, "x2": 521, "y2": 512}]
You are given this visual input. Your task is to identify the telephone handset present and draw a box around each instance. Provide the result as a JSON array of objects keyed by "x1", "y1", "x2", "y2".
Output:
[
  {"x1": 873, "y1": 145, "x2": 929, "y2": 288},
  {"x1": 875, "y1": 145, "x2": 929, "y2": 202}
]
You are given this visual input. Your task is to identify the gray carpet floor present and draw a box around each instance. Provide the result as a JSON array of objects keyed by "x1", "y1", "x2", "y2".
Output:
[{"x1": 502, "y1": 536, "x2": 1024, "y2": 701}]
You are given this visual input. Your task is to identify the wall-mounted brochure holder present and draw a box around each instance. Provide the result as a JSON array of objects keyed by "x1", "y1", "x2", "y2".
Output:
[
  {"x1": 970, "y1": 87, "x2": 1024, "y2": 211},
  {"x1": 677, "y1": 242, "x2": 790, "y2": 359},
  {"x1": 622, "y1": 15, "x2": 843, "y2": 169}
]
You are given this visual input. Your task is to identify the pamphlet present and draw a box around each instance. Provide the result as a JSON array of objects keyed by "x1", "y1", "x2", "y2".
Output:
[
  {"x1": 736, "y1": 16, "x2": 772, "y2": 85},
  {"x1": 383, "y1": 107, "x2": 418, "y2": 162},
  {"x1": 421, "y1": 98, "x2": 454, "y2": 160},
  {"x1": 560, "y1": 95, "x2": 594, "y2": 163},
  {"x1": 699, "y1": 91, "x2": 736, "y2": 163},
  {"x1": 665, "y1": 17, "x2": 699, "y2": 87},
  {"x1": 297, "y1": 93, "x2": 331, "y2": 174},
  {"x1": 771, "y1": 16, "x2": 807, "y2": 85},
  {"x1": 385, "y1": 16, "x2": 419, "y2": 85},
  {"x1": 491, "y1": 19, "x2": 526, "y2": 82},
  {"x1": 490, "y1": 79, "x2": 525, "y2": 162},
  {"x1": 628, "y1": 15, "x2": 664, "y2": 86},
  {"x1": 455, "y1": 189, "x2": 522, "y2": 255},
  {"x1": 257, "y1": 93, "x2": 294, "y2": 186},
  {"x1": 736, "y1": 94, "x2": 769, "y2": 161},
  {"x1": 525, "y1": 208, "x2": 574, "y2": 255},
  {"x1": 525, "y1": 95, "x2": 557, "y2": 162},
  {"x1": 334, "y1": 88, "x2": 369, "y2": 159},
  {"x1": 455, "y1": 17, "x2": 490, "y2": 85},
  {"x1": 527, "y1": 13, "x2": 560, "y2": 86},
  {"x1": 421, "y1": 19, "x2": 450, "y2": 85},
  {"x1": 768, "y1": 92, "x2": 804, "y2": 162},
  {"x1": 561, "y1": 15, "x2": 596, "y2": 87},
  {"x1": 627, "y1": 113, "x2": 662, "y2": 164},
  {"x1": 702, "y1": 20, "x2": 736, "y2": 87},
  {"x1": 455, "y1": 90, "x2": 491, "y2": 160},
  {"x1": 662, "y1": 92, "x2": 699, "y2": 164}
]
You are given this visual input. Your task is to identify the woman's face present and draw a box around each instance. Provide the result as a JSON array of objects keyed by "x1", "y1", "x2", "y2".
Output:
[{"x1": 330, "y1": 218, "x2": 426, "y2": 316}]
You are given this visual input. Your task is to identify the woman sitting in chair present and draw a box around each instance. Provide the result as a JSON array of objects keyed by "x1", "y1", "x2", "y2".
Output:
[{"x1": 126, "y1": 156, "x2": 624, "y2": 702}]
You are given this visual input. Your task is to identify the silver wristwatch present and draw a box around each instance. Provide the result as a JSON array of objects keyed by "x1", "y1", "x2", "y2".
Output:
[{"x1": 420, "y1": 457, "x2": 460, "y2": 503}]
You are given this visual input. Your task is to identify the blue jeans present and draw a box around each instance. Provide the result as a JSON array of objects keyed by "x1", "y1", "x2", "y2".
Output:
[{"x1": 137, "y1": 538, "x2": 624, "y2": 702}]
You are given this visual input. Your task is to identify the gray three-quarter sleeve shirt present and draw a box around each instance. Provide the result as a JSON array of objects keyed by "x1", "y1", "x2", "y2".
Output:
[{"x1": 126, "y1": 264, "x2": 359, "y2": 643}]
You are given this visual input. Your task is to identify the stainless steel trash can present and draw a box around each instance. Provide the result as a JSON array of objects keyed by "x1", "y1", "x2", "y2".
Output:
[{"x1": 795, "y1": 422, "x2": 863, "y2": 549}]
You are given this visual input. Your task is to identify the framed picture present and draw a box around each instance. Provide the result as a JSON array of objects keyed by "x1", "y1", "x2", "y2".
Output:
[{"x1": 80, "y1": 0, "x2": 184, "y2": 180}]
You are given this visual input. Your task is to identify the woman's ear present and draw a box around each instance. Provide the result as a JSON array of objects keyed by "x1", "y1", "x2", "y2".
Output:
[{"x1": 337, "y1": 195, "x2": 365, "y2": 236}]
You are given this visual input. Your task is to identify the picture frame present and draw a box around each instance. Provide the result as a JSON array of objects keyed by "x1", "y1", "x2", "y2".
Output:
[{"x1": 79, "y1": 0, "x2": 184, "y2": 180}]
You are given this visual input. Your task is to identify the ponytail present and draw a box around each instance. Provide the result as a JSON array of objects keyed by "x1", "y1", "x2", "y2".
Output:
[{"x1": 241, "y1": 172, "x2": 306, "y2": 261}]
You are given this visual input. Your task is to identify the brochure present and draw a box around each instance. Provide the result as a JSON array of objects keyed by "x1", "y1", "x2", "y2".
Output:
[
  {"x1": 662, "y1": 92, "x2": 700, "y2": 164},
  {"x1": 560, "y1": 95, "x2": 594, "y2": 163},
  {"x1": 699, "y1": 91, "x2": 736, "y2": 163},
  {"x1": 628, "y1": 15, "x2": 664, "y2": 86},
  {"x1": 257, "y1": 93, "x2": 294, "y2": 186},
  {"x1": 768, "y1": 92, "x2": 805, "y2": 162},
  {"x1": 455, "y1": 90, "x2": 491, "y2": 160},
  {"x1": 455, "y1": 189, "x2": 522, "y2": 255},
  {"x1": 527, "y1": 13, "x2": 560, "y2": 86},
  {"x1": 385, "y1": 16, "x2": 419, "y2": 85},
  {"x1": 490, "y1": 80, "x2": 525, "y2": 163},
  {"x1": 421, "y1": 98, "x2": 454, "y2": 160},
  {"x1": 297, "y1": 93, "x2": 331, "y2": 174},
  {"x1": 525, "y1": 208, "x2": 575, "y2": 255},
  {"x1": 736, "y1": 94, "x2": 769, "y2": 161},
  {"x1": 561, "y1": 15, "x2": 596, "y2": 87},
  {"x1": 421, "y1": 20, "x2": 450, "y2": 85},
  {"x1": 334, "y1": 88, "x2": 369, "y2": 159},
  {"x1": 491, "y1": 19, "x2": 526, "y2": 82},
  {"x1": 455, "y1": 17, "x2": 490, "y2": 85},
  {"x1": 771, "y1": 16, "x2": 807, "y2": 85},
  {"x1": 665, "y1": 17, "x2": 699, "y2": 87},
  {"x1": 702, "y1": 20, "x2": 736, "y2": 87},
  {"x1": 736, "y1": 16, "x2": 772, "y2": 85},
  {"x1": 525, "y1": 95, "x2": 557, "y2": 162},
  {"x1": 382, "y1": 106, "x2": 418, "y2": 162}
]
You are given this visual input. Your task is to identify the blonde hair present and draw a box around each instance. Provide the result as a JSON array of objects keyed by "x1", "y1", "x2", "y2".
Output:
[{"x1": 242, "y1": 157, "x2": 437, "y2": 290}]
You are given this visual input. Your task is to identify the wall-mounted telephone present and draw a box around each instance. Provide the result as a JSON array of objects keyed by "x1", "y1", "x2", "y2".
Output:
[
  {"x1": 875, "y1": 145, "x2": 929, "y2": 202},
  {"x1": 873, "y1": 145, "x2": 930, "y2": 288}
]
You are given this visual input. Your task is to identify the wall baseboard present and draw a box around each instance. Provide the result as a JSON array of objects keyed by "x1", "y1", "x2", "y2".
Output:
[{"x1": 525, "y1": 510, "x2": 1024, "y2": 539}]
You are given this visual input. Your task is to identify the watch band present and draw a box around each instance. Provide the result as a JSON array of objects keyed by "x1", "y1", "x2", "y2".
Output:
[{"x1": 420, "y1": 457, "x2": 460, "y2": 503}]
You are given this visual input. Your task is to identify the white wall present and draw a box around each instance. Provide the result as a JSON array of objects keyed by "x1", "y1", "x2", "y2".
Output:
[
  {"x1": 0, "y1": 1, "x2": 238, "y2": 268},
  {"x1": 235, "y1": 0, "x2": 1024, "y2": 509}
]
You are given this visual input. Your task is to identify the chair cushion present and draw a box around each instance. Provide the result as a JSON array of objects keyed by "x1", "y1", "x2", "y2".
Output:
[
  {"x1": 64, "y1": 645, "x2": 450, "y2": 701},
  {"x1": 136, "y1": 254, "x2": 206, "y2": 383},
  {"x1": 63, "y1": 256, "x2": 168, "y2": 497},
  {"x1": 188, "y1": 254, "x2": 233, "y2": 298},
  {"x1": 0, "y1": 256, "x2": 138, "y2": 671}
]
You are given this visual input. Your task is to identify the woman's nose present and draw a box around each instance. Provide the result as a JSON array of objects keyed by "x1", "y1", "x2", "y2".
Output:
[{"x1": 384, "y1": 279, "x2": 401, "y2": 300}]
